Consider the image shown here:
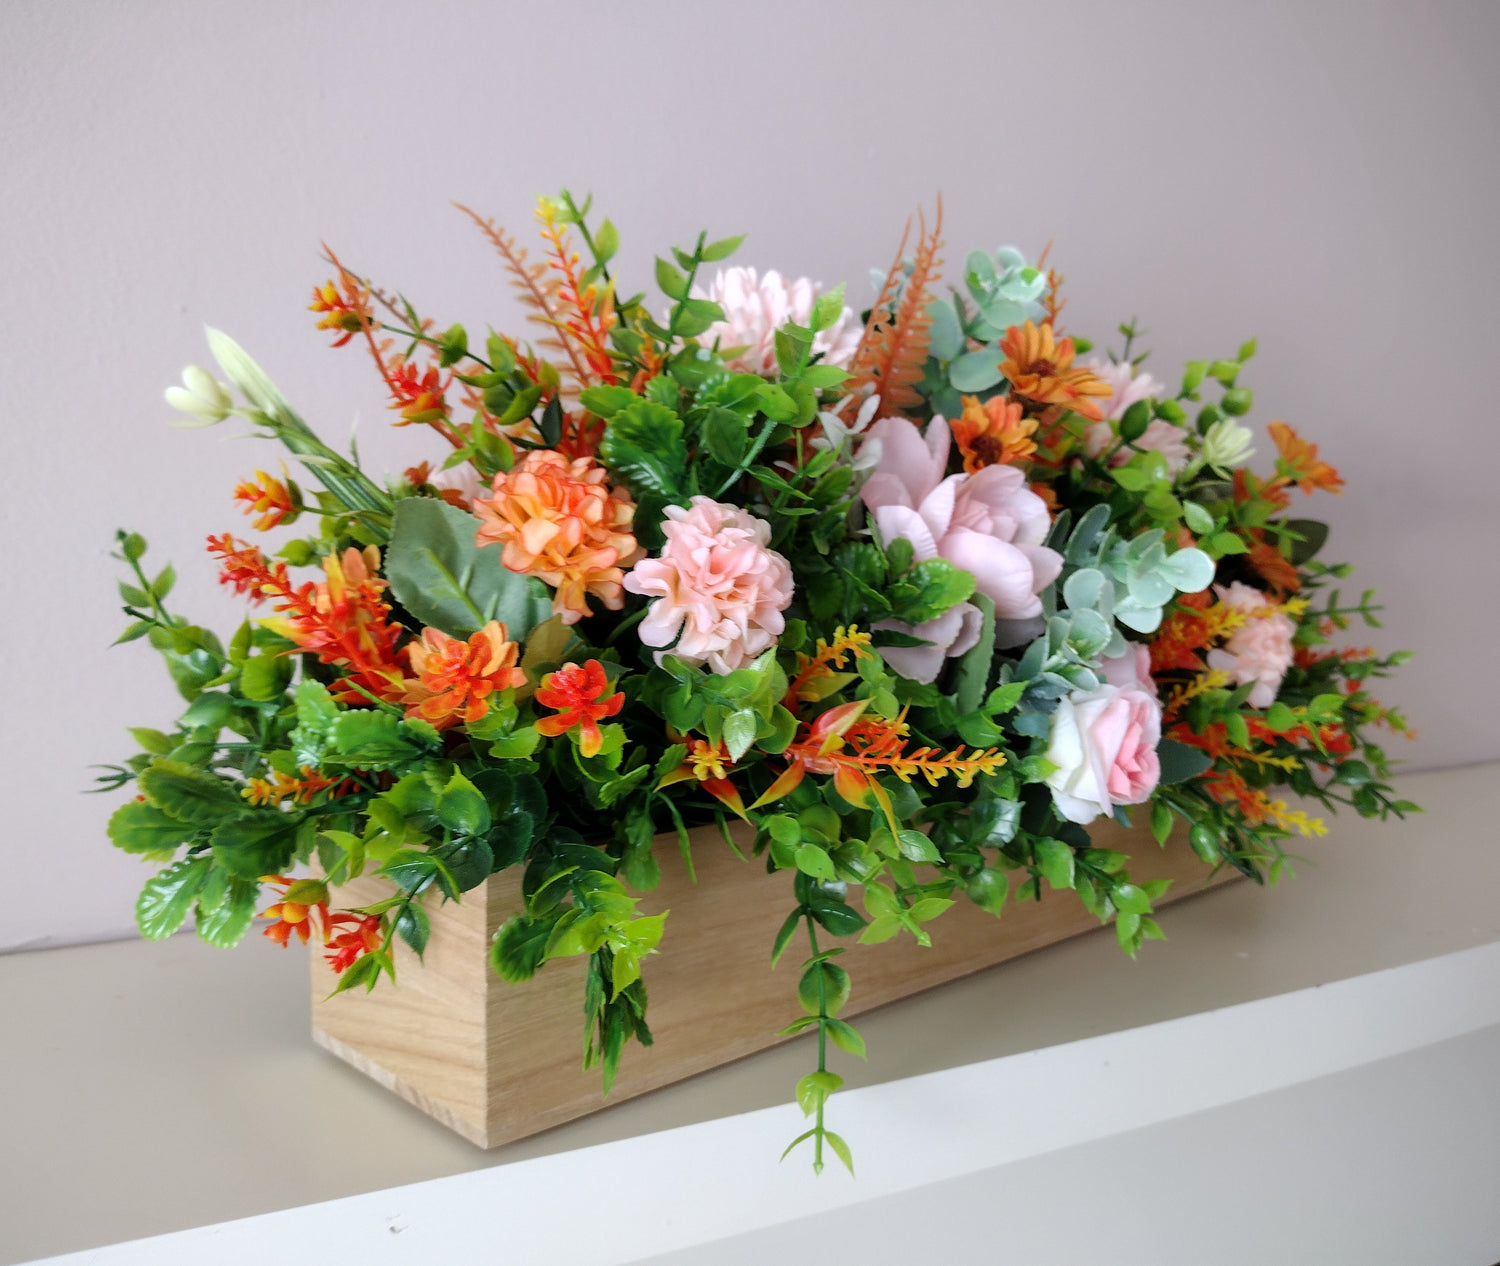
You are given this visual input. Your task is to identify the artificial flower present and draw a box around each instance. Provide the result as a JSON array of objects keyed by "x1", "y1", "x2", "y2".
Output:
[
  {"x1": 1084, "y1": 417, "x2": 1192, "y2": 478},
  {"x1": 232, "y1": 469, "x2": 300, "y2": 531},
  {"x1": 164, "y1": 365, "x2": 233, "y2": 427},
  {"x1": 1206, "y1": 581, "x2": 1296, "y2": 708},
  {"x1": 534, "y1": 659, "x2": 625, "y2": 757},
  {"x1": 813, "y1": 391, "x2": 884, "y2": 471},
  {"x1": 872, "y1": 602, "x2": 983, "y2": 684},
  {"x1": 624, "y1": 497, "x2": 795, "y2": 674},
  {"x1": 1085, "y1": 357, "x2": 1168, "y2": 422},
  {"x1": 998, "y1": 320, "x2": 1112, "y2": 421},
  {"x1": 258, "y1": 876, "x2": 330, "y2": 948},
  {"x1": 858, "y1": 416, "x2": 1062, "y2": 621},
  {"x1": 1198, "y1": 417, "x2": 1256, "y2": 473},
  {"x1": 1268, "y1": 421, "x2": 1344, "y2": 495},
  {"x1": 402, "y1": 622, "x2": 526, "y2": 729},
  {"x1": 1044, "y1": 681, "x2": 1162, "y2": 825},
  {"x1": 473, "y1": 450, "x2": 640, "y2": 625},
  {"x1": 951, "y1": 395, "x2": 1037, "y2": 473},
  {"x1": 323, "y1": 913, "x2": 383, "y2": 974},
  {"x1": 657, "y1": 738, "x2": 747, "y2": 818},
  {"x1": 694, "y1": 267, "x2": 861, "y2": 377}
]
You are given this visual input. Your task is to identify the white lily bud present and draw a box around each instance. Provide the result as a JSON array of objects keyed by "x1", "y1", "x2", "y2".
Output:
[
  {"x1": 164, "y1": 365, "x2": 233, "y2": 427},
  {"x1": 1200, "y1": 418, "x2": 1255, "y2": 472}
]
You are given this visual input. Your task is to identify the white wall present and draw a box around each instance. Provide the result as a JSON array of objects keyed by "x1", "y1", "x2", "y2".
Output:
[{"x1": 2, "y1": 0, "x2": 1496, "y2": 951}]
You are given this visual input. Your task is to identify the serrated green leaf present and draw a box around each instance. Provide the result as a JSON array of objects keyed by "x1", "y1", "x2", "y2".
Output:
[
  {"x1": 210, "y1": 812, "x2": 301, "y2": 879},
  {"x1": 599, "y1": 400, "x2": 688, "y2": 500},
  {"x1": 108, "y1": 799, "x2": 196, "y2": 855},
  {"x1": 196, "y1": 875, "x2": 259, "y2": 948},
  {"x1": 136, "y1": 856, "x2": 211, "y2": 940},
  {"x1": 139, "y1": 760, "x2": 243, "y2": 825}
]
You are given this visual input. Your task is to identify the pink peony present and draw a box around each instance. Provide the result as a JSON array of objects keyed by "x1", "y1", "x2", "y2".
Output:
[
  {"x1": 1207, "y1": 581, "x2": 1296, "y2": 709},
  {"x1": 872, "y1": 602, "x2": 983, "y2": 685},
  {"x1": 695, "y1": 267, "x2": 861, "y2": 377},
  {"x1": 623, "y1": 496, "x2": 794, "y2": 674},
  {"x1": 858, "y1": 416, "x2": 1062, "y2": 621},
  {"x1": 1044, "y1": 681, "x2": 1162, "y2": 825}
]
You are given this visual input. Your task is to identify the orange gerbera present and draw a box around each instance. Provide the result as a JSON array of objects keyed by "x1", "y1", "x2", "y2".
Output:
[
  {"x1": 998, "y1": 320, "x2": 1112, "y2": 421},
  {"x1": 473, "y1": 450, "x2": 640, "y2": 625},
  {"x1": 950, "y1": 395, "x2": 1038, "y2": 473},
  {"x1": 233, "y1": 469, "x2": 300, "y2": 531},
  {"x1": 533, "y1": 659, "x2": 624, "y2": 757},
  {"x1": 402, "y1": 621, "x2": 526, "y2": 729},
  {"x1": 1267, "y1": 421, "x2": 1344, "y2": 495}
]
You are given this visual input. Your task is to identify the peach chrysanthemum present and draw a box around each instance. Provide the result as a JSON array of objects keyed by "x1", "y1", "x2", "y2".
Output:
[
  {"x1": 951, "y1": 395, "x2": 1038, "y2": 473},
  {"x1": 998, "y1": 320, "x2": 1112, "y2": 421},
  {"x1": 624, "y1": 496, "x2": 795, "y2": 674},
  {"x1": 472, "y1": 451, "x2": 640, "y2": 625},
  {"x1": 402, "y1": 621, "x2": 525, "y2": 729}
]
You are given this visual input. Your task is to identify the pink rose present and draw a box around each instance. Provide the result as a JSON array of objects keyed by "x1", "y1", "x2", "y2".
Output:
[
  {"x1": 1100, "y1": 643, "x2": 1156, "y2": 693},
  {"x1": 623, "y1": 496, "x2": 795, "y2": 674},
  {"x1": 872, "y1": 601, "x2": 984, "y2": 684},
  {"x1": 858, "y1": 416, "x2": 1062, "y2": 620},
  {"x1": 1044, "y1": 682, "x2": 1162, "y2": 825},
  {"x1": 1206, "y1": 581, "x2": 1295, "y2": 709}
]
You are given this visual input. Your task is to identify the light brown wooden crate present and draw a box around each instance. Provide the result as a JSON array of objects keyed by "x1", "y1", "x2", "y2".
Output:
[{"x1": 311, "y1": 819, "x2": 1232, "y2": 1147}]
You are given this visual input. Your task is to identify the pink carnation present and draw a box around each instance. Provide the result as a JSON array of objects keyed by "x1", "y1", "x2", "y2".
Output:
[
  {"x1": 1086, "y1": 357, "x2": 1169, "y2": 423},
  {"x1": 1207, "y1": 581, "x2": 1296, "y2": 709},
  {"x1": 623, "y1": 496, "x2": 794, "y2": 674},
  {"x1": 858, "y1": 416, "x2": 1062, "y2": 621},
  {"x1": 694, "y1": 267, "x2": 861, "y2": 378}
]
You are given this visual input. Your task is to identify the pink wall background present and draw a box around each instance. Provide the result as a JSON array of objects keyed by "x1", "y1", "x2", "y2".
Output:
[{"x1": 2, "y1": 0, "x2": 1496, "y2": 950}]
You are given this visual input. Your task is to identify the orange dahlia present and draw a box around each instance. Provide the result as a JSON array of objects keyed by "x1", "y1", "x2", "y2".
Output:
[
  {"x1": 473, "y1": 450, "x2": 640, "y2": 625},
  {"x1": 950, "y1": 395, "x2": 1038, "y2": 473},
  {"x1": 998, "y1": 321, "x2": 1112, "y2": 421},
  {"x1": 402, "y1": 621, "x2": 526, "y2": 729}
]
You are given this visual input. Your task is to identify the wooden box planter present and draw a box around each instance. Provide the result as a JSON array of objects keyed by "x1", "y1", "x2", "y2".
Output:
[{"x1": 310, "y1": 820, "x2": 1230, "y2": 1148}]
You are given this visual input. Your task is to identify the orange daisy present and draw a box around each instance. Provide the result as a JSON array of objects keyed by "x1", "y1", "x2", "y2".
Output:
[
  {"x1": 950, "y1": 395, "x2": 1038, "y2": 473},
  {"x1": 1267, "y1": 421, "x2": 1344, "y2": 496},
  {"x1": 998, "y1": 320, "x2": 1112, "y2": 421}
]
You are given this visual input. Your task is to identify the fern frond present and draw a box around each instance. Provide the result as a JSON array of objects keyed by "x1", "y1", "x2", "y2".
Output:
[
  {"x1": 534, "y1": 198, "x2": 618, "y2": 393},
  {"x1": 455, "y1": 202, "x2": 592, "y2": 391},
  {"x1": 844, "y1": 199, "x2": 944, "y2": 415}
]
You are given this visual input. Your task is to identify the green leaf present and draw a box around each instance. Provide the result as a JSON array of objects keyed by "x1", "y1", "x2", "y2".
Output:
[
  {"x1": 108, "y1": 799, "x2": 196, "y2": 855},
  {"x1": 136, "y1": 856, "x2": 211, "y2": 940},
  {"x1": 387, "y1": 497, "x2": 552, "y2": 640},
  {"x1": 798, "y1": 960, "x2": 852, "y2": 1016},
  {"x1": 703, "y1": 407, "x2": 748, "y2": 466},
  {"x1": 1150, "y1": 800, "x2": 1174, "y2": 845},
  {"x1": 949, "y1": 349, "x2": 1005, "y2": 393},
  {"x1": 1183, "y1": 501, "x2": 1215, "y2": 536},
  {"x1": 825, "y1": 1017, "x2": 866, "y2": 1059},
  {"x1": 395, "y1": 902, "x2": 431, "y2": 958},
  {"x1": 953, "y1": 593, "x2": 996, "y2": 716},
  {"x1": 139, "y1": 760, "x2": 243, "y2": 825},
  {"x1": 1112, "y1": 883, "x2": 1152, "y2": 915},
  {"x1": 795, "y1": 1069, "x2": 843, "y2": 1115},
  {"x1": 965, "y1": 867, "x2": 1009, "y2": 915},
  {"x1": 794, "y1": 843, "x2": 836, "y2": 880},
  {"x1": 1035, "y1": 837, "x2": 1076, "y2": 890},
  {"x1": 210, "y1": 812, "x2": 301, "y2": 879},
  {"x1": 196, "y1": 875, "x2": 259, "y2": 948},
  {"x1": 491, "y1": 912, "x2": 559, "y2": 982},
  {"x1": 593, "y1": 218, "x2": 619, "y2": 263},
  {"x1": 324, "y1": 711, "x2": 423, "y2": 770},
  {"x1": 1264, "y1": 702, "x2": 1298, "y2": 732},
  {"x1": 436, "y1": 770, "x2": 491, "y2": 836},
  {"x1": 810, "y1": 284, "x2": 846, "y2": 334},
  {"x1": 238, "y1": 652, "x2": 292, "y2": 702},
  {"x1": 700, "y1": 233, "x2": 745, "y2": 263},
  {"x1": 770, "y1": 909, "x2": 802, "y2": 967},
  {"x1": 599, "y1": 400, "x2": 689, "y2": 500},
  {"x1": 722, "y1": 708, "x2": 759, "y2": 762},
  {"x1": 1284, "y1": 518, "x2": 1329, "y2": 566},
  {"x1": 908, "y1": 896, "x2": 954, "y2": 924},
  {"x1": 1156, "y1": 738, "x2": 1214, "y2": 785},
  {"x1": 896, "y1": 829, "x2": 941, "y2": 863},
  {"x1": 578, "y1": 385, "x2": 638, "y2": 419},
  {"x1": 824, "y1": 1130, "x2": 855, "y2": 1176},
  {"x1": 655, "y1": 257, "x2": 689, "y2": 300},
  {"x1": 985, "y1": 680, "x2": 1027, "y2": 715}
]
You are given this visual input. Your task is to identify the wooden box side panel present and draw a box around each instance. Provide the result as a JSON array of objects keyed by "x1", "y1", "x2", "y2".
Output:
[{"x1": 314, "y1": 821, "x2": 1231, "y2": 1148}]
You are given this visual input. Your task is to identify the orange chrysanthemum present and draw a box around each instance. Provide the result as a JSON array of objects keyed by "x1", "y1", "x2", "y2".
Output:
[
  {"x1": 473, "y1": 450, "x2": 639, "y2": 625},
  {"x1": 998, "y1": 320, "x2": 1112, "y2": 422},
  {"x1": 951, "y1": 395, "x2": 1038, "y2": 473},
  {"x1": 534, "y1": 659, "x2": 625, "y2": 757},
  {"x1": 233, "y1": 469, "x2": 300, "y2": 531},
  {"x1": 401, "y1": 622, "x2": 526, "y2": 729},
  {"x1": 1267, "y1": 421, "x2": 1344, "y2": 496}
]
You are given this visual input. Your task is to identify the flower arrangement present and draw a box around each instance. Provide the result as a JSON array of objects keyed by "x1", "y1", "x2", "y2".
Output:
[{"x1": 102, "y1": 192, "x2": 1414, "y2": 1171}]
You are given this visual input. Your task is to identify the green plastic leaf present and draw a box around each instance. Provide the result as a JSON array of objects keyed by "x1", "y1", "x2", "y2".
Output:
[
  {"x1": 703, "y1": 407, "x2": 748, "y2": 466},
  {"x1": 386, "y1": 497, "x2": 552, "y2": 640},
  {"x1": 949, "y1": 350, "x2": 1005, "y2": 393},
  {"x1": 108, "y1": 799, "x2": 196, "y2": 855},
  {"x1": 699, "y1": 233, "x2": 745, "y2": 263},
  {"x1": 136, "y1": 856, "x2": 211, "y2": 940},
  {"x1": 798, "y1": 960, "x2": 852, "y2": 1016},
  {"x1": 599, "y1": 400, "x2": 689, "y2": 500},
  {"x1": 1156, "y1": 737, "x2": 1214, "y2": 785},
  {"x1": 722, "y1": 708, "x2": 759, "y2": 763},
  {"x1": 210, "y1": 812, "x2": 301, "y2": 879},
  {"x1": 1112, "y1": 883, "x2": 1152, "y2": 915},
  {"x1": 139, "y1": 760, "x2": 243, "y2": 825},
  {"x1": 965, "y1": 867, "x2": 1009, "y2": 915},
  {"x1": 437, "y1": 770, "x2": 491, "y2": 836},
  {"x1": 655, "y1": 257, "x2": 689, "y2": 300},
  {"x1": 1035, "y1": 837, "x2": 1076, "y2": 890},
  {"x1": 1183, "y1": 501, "x2": 1215, "y2": 536},
  {"x1": 196, "y1": 875, "x2": 259, "y2": 948},
  {"x1": 825, "y1": 1017, "x2": 867, "y2": 1059},
  {"x1": 238, "y1": 652, "x2": 292, "y2": 703},
  {"x1": 593, "y1": 218, "x2": 619, "y2": 263}
]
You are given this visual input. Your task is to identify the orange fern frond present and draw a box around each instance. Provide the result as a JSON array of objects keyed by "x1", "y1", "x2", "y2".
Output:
[
  {"x1": 533, "y1": 198, "x2": 618, "y2": 392},
  {"x1": 844, "y1": 199, "x2": 944, "y2": 416},
  {"x1": 455, "y1": 202, "x2": 593, "y2": 392}
]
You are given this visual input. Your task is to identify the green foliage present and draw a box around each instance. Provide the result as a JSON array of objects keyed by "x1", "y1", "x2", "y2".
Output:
[{"x1": 387, "y1": 497, "x2": 552, "y2": 639}]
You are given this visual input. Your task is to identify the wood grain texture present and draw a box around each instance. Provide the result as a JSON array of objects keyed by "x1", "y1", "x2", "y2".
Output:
[{"x1": 311, "y1": 820, "x2": 1234, "y2": 1147}]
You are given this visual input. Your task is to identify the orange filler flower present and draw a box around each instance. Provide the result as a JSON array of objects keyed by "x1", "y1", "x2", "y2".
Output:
[
  {"x1": 472, "y1": 450, "x2": 640, "y2": 625},
  {"x1": 657, "y1": 738, "x2": 748, "y2": 819},
  {"x1": 998, "y1": 320, "x2": 1112, "y2": 421},
  {"x1": 534, "y1": 659, "x2": 624, "y2": 757},
  {"x1": 232, "y1": 469, "x2": 300, "y2": 531},
  {"x1": 1267, "y1": 421, "x2": 1344, "y2": 496},
  {"x1": 402, "y1": 622, "x2": 526, "y2": 729},
  {"x1": 951, "y1": 395, "x2": 1038, "y2": 472},
  {"x1": 259, "y1": 876, "x2": 330, "y2": 948},
  {"x1": 323, "y1": 912, "x2": 383, "y2": 974}
]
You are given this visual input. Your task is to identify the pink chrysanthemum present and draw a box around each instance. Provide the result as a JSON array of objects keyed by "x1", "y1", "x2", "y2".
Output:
[
  {"x1": 623, "y1": 497, "x2": 795, "y2": 674},
  {"x1": 694, "y1": 267, "x2": 860, "y2": 377}
]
